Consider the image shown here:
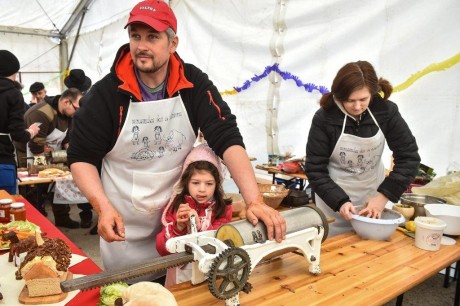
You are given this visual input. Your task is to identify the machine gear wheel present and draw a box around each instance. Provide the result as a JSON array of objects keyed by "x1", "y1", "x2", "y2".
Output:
[{"x1": 207, "y1": 247, "x2": 252, "y2": 300}]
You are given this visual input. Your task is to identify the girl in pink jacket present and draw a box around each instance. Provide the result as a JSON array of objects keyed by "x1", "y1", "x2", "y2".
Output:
[{"x1": 156, "y1": 144, "x2": 232, "y2": 286}]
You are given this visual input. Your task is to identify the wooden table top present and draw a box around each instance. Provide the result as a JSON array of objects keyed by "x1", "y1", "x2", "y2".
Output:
[
  {"x1": 255, "y1": 164, "x2": 308, "y2": 180},
  {"x1": 17, "y1": 177, "x2": 55, "y2": 186},
  {"x1": 168, "y1": 231, "x2": 459, "y2": 305}
]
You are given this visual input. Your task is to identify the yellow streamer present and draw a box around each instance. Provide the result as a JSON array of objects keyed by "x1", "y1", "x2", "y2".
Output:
[
  {"x1": 220, "y1": 89, "x2": 238, "y2": 96},
  {"x1": 394, "y1": 53, "x2": 460, "y2": 92}
]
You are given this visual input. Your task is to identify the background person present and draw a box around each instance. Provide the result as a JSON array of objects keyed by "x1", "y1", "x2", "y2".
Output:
[
  {"x1": 305, "y1": 60, "x2": 420, "y2": 236},
  {"x1": 23, "y1": 88, "x2": 93, "y2": 227},
  {"x1": 67, "y1": 0, "x2": 285, "y2": 284},
  {"x1": 156, "y1": 144, "x2": 232, "y2": 286},
  {"x1": 0, "y1": 50, "x2": 40, "y2": 194},
  {"x1": 28, "y1": 81, "x2": 47, "y2": 108},
  {"x1": 64, "y1": 69, "x2": 92, "y2": 94}
]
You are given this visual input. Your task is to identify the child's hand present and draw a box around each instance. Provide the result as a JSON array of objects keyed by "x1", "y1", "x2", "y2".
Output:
[{"x1": 175, "y1": 203, "x2": 191, "y2": 231}]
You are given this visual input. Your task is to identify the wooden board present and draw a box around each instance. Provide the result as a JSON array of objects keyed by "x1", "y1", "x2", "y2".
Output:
[
  {"x1": 18, "y1": 271, "x2": 73, "y2": 305},
  {"x1": 168, "y1": 232, "x2": 460, "y2": 305}
]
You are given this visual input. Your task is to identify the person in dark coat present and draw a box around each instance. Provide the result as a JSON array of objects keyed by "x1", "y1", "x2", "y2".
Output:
[
  {"x1": 305, "y1": 60, "x2": 420, "y2": 236},
  {"x1": 0, "y1": 50, "x2": 40, "y2": 194}
]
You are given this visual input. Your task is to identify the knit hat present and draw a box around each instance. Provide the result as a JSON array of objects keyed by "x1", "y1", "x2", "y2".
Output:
[
  {"x1": 125, "y1": 0, "x2": 177, "y2": 33},
  {"x1": 161, "y1": 144, "x2": 225, "y2": 225},
  {"x1": 0, "y1": 50, "x2": 20, "y2": 77},
  {"x1": 29, "y1": 82, "x2": 45, "y2": 93},
  {"x1": 64, "y1": 69, "x2": 92, "y2": 92}
]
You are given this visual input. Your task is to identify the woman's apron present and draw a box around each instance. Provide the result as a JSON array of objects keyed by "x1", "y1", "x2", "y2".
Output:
[
  {"x1": 100, "y1": 96, "x2": 195, "y2": 281},
  {"x1": 315, "y1": 109, "x2": 385, "y2": 237}
]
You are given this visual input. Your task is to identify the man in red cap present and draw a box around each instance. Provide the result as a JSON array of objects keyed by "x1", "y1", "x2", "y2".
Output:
[{"x1": 68, "y1": 0, "x2": 286, "y2": 284}]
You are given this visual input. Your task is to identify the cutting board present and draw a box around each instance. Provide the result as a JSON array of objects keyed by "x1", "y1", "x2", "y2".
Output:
[{"x1": 18, "y1": 271, "x2": 73, "y2": 304}]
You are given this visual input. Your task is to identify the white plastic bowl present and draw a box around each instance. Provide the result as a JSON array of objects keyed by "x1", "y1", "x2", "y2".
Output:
[
  {"x1": 350, "y1": 206, "x2": 405, "y2": 240},
  {"x1": 424, "y1": 204, "x2": 460, "y2": 235}
]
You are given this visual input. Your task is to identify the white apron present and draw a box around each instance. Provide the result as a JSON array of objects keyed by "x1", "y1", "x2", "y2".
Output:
[
  {"x1": 100, "y1": 95, "x2": 195, "y2": 281},
  {"x1": 26, "y1": 128, "x2": 67, "y2": 162},
  {"x1": 315, "y1": 109, "x2": 385, "y2": 236}
]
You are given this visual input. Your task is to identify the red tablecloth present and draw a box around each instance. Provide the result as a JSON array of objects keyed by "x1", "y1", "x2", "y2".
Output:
[{"x1": 1, "y1": 191, "x2": 101, "y2": 305}]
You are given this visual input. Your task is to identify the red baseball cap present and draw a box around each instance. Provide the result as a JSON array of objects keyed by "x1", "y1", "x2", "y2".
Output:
[{"x1": 125, "y1": 0, "x2": 177, "y2": 33}]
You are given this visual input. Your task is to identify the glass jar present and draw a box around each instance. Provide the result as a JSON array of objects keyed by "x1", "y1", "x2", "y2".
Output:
[
  {"x1": 0, "y1": 198, "x2": 13, "y2": 223},
  {"x1": 10, "y1": 202, "x2": 26, "y2": 222}
]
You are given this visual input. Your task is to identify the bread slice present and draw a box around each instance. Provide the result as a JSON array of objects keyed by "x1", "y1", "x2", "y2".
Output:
[
  {"x1": 26, "y1": 277, "x2": 62, "y2": 297},
  {"x1": 25, "y1": 271, "x2": 68, "y2": 297},
  {"x1": 22, "y1": 262, "x2": 58, "y2": 281}
]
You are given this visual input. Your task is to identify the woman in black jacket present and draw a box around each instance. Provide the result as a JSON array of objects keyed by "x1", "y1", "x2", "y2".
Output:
[
  {"x1": 0, "y1": 50, "x2": 40, "y2": 194},
  {"x1": 306, "y1": 61, "x2": 420, "y2": 236}
]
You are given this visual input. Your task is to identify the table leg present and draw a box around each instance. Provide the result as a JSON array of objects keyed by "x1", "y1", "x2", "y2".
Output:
[
  {"x1": 395, "y1": 293, "x2": 404, "y2": 306},
  {"x1": 455, "y1": 261, "x2": 459, "y2": 306}
]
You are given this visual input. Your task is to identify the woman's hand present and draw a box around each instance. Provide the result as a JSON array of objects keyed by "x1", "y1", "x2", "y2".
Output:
[
  {"x1": 359, "y1": 193, "x2": 389, "y2": 219},
  {"x1": 340, "y1": 202, "x2": 357, "y2": 221}
]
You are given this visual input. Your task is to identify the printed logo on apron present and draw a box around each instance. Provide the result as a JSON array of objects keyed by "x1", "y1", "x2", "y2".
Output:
[{"x1": 315, "y1": 109, "x2": 385, "y2": 236}]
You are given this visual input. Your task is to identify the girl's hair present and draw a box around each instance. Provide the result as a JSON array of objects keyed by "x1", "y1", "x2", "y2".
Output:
[
  {"x1": 320, "y1": 60, "x2": 393, "y2": 109},
  {"x1": 170, "y1": 160, "x2": 232, "y2": 219}
]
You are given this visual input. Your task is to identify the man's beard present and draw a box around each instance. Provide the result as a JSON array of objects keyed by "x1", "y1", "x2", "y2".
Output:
[{"x1": 135, "y1": 56, "x2": 167, "y2": 74}]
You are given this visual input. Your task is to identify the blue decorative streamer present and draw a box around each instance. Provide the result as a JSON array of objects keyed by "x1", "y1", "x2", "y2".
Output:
[{"x1": 233, "y1": 64, "x2": 330, "y2": 95}]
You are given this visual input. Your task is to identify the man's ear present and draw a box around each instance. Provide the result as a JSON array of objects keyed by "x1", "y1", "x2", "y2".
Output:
[{"x1": 170, "y1": 36, "x2": 179, "y2": 54}]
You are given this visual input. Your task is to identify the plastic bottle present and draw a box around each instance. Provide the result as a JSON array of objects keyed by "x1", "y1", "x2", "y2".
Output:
[{"x1": 10, "y1": 202, "x2": 26, "y2": 222}]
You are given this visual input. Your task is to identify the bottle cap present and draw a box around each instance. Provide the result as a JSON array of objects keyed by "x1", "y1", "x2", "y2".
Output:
[
  {"x1": 0, "y1": 198, "x2": 13, "y2": 205},
  {"x1": 11, "y1": 202, "x2": 25, "y2": 209}
]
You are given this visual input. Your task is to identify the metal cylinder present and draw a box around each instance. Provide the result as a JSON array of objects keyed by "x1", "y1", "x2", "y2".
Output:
[
  {"x1": 216, "y1": 205, "x2": 328, "y2": 247},
  {"x1": 51, "y1": 150, "x2": 67, "y2": 163}
]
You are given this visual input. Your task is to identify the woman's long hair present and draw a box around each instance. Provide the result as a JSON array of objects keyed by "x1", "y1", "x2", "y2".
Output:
[
  {"x1": 170, "y1": 161, "x2": 232, "y2": 219},
  {"x1": 320, "y1": 60, "x2": 393, "y2": 109}
]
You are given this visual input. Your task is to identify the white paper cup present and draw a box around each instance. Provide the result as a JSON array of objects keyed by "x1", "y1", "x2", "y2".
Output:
[{"x1": 414, "y1": 217, "x2": 446, "y2": 251}]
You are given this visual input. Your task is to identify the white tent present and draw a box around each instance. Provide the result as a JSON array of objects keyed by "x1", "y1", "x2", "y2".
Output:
[{"x1": 1, "y1": 0, "x2": 459, "y2": 177}]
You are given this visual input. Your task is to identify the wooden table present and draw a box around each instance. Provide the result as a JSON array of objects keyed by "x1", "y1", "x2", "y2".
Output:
[
  {"x1": 169, "y1": 231, "x2": 459, "y2": 305},
  {"x1": 0, "y1": 190, "x2": 101, "y2": 305},
  {"x1": 256, "y1": 164, "x2": 308, "y2": 190}
]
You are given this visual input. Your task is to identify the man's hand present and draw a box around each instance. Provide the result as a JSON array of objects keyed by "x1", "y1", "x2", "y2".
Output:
[
  {"x1": 97, "y1": 205, "x2": 125, "y2": 242},
  {"x1": 246, "y1": 201, "x2": 286, "y2": 242},
  {"x1": 43, "y1": 144, "x2": 53, "y2": 154}
]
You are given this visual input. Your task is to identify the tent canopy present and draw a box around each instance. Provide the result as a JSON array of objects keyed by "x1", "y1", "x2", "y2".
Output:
[{"x1": 1, "y1": 0, "x2": 459, "y2": 177}]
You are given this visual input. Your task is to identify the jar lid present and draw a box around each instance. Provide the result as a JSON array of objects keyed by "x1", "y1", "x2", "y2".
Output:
[
  {"x1": 11, "y1": 202, "x2": 25, "y2": 209},
  {"x1": 0, "y1": 198, "x2": 13, "y2": 204}
]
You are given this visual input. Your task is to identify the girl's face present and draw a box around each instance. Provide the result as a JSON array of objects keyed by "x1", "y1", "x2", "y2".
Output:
[
  {"x1": 187, "y1": 169, "x2": 216, "y2": 204},
  {"x1": 341, "y1": 87, "x2": 371, "y2": 119}
]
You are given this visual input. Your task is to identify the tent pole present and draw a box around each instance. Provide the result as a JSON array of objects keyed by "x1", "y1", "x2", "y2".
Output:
[
  {"x1": 59, "y1": 41, "x2": 69, "y2": 92},
  {"x1": 266, "y1": 0, "x2": 288, "y2": 159}
]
